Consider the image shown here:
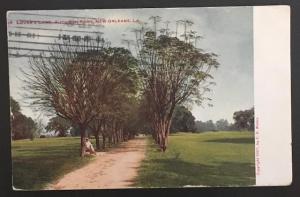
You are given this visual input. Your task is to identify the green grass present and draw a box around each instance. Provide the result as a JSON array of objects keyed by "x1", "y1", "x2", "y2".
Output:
[
  {"x1": 134, "y1": 131, "x2": 255, "y2": 187},
  {"x1": 12, "y1": 132, "x2": 255, "y2": 189},
  {"x1": 11, "y1": 137, "x2": 96, "y2": 190}
]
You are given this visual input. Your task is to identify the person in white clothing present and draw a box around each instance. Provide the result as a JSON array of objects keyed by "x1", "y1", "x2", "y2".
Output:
[{"x1": 84, "y1": 137, "x2": 96, "y2": 155}]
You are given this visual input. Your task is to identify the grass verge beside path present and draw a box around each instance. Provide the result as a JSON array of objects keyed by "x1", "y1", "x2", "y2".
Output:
[
  {"x1": 12, "y1": 137, "x2": 96, "y2": 190},
  {"x1": 134, "y1": 131, "x2": 255, "y2": 187}
]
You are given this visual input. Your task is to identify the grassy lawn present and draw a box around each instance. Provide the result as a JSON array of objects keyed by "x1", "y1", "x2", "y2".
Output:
[
  {"x1": 11, "y1": 137, "x2": 97, "y2": 190},
  {"x1": 134, "y1": 131, "x2": 255, "y2": 187}
]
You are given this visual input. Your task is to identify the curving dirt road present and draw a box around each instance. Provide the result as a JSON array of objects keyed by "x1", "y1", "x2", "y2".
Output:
[{"x1": 46, "y1": 136, "x2": 147, "y2": 190}]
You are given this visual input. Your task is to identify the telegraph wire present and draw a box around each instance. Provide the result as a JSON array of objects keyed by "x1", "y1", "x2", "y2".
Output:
[
  {"x1": 9, "y1": 26, "x2": 103, "y2": 34},
  {"x1": 8, "y1": 40, "x2": 96, "y2": 48},
  {"x1": 7, "y1": 32, "x2": 104, "y2": 42},
  {"x1": 9, "y1": 47, "x2": 74, "y2": 53}
]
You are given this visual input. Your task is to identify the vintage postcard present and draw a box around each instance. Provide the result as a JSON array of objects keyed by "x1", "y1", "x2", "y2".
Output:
[{"x1": 7, "y1": 5, "x2": 291, "y2": 190}]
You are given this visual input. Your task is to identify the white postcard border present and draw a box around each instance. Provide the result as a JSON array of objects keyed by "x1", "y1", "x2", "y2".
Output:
[{"x1": 254, "y1": 5, "x2": 292, "y2": 186}]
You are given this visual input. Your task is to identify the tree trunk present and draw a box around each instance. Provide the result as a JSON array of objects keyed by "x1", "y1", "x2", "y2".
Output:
[
  {"x1": 102, "y1": 134, "x2": 106, "y2": 150},
  {"x1": 108, "y1": 135, "x2": 112, "y2": 147},
  {"x1": 118, "y1": 129, "x2": 120, "y2": 142},
  {"x1": 113, "y1": 133, "x2": 116, "y2": 144},
  {"x1": 155, "y1": 116, "x2": 172, "y2": 152},
  {"x1": 117, "y1": 129, "x2": 120, "y2": 142},
  {"x1": 95, "y1": 132, "x2": 100, "y2": 150},
  {"x1": 155, "y1": 132, "x2": 160, "y2": 144},
  {"x1": 80, "y1": 125, "x2": 87, "y2": 157},
  {"x1": 123, "y1": 132, "x2": 128, "y2": 141}
]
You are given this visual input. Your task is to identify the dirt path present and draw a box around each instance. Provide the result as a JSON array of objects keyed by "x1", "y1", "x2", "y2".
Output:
[{"x1": 46, "y1": 136, "x2": 147, "y2": 190}]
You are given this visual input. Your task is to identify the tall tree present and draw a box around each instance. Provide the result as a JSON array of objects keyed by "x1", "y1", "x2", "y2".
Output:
[
  {"x1": 132, "y1": 17, "x2": 219, "y2": 151},
  {"x1": 22, "y1": 38, "x2": 119, "y2": 156}
]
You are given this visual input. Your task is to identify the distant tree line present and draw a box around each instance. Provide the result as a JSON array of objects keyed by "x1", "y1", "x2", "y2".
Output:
[
  {"x1": 10, "y1": 94, "x2": 254, "y2": 142},
  {"x1": 166, "y1": 106, "x2": 255, "y2": 133},
  {"x1": 195, "y1": 119, "x2": 230, "y2": 132},
  {"x1": 195, "y1": 107, "x2": 254, "y2": 132}
]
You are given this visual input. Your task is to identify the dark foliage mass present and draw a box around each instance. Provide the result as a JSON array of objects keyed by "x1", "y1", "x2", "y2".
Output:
[
  {"x1": 10, "y1": 97, "x2": 37, "y2": 140},
  {"x1": 233, "y1": 107, "x2": 254, "y2": 131},
  {"x1": 170, "y1": 106, "x2": 196, "y2": 133},
  {"x1": 45, "y1": 116, "x2": 71, "y2": 137}
]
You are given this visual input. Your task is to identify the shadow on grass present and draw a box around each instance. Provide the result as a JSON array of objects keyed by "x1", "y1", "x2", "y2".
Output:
[
  {"x1": 12, "y1": 137, "x2": 131, "y2": 190},
  {"x1": 135, "y1": 157, "x2": 255, "y2": 187},
  {"x1": 12, "y1": 144, "x2": 92, "y2": 190},
  {"x1": 134, "y1": 142, "x2": 255, "y2": 188},
  {"x1": 204, "y1": 137, "x2": 254, "y2": 144}
]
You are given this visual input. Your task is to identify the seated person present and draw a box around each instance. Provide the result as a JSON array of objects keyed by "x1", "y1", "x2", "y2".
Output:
[{"x1": 84, "y1": 137, "x2": 96, "y2": 155}]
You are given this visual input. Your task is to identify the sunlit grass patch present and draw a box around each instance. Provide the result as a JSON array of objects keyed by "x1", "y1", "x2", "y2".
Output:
[{"x1": 135, "y1": 131, "x2": 255, "y2": 187}]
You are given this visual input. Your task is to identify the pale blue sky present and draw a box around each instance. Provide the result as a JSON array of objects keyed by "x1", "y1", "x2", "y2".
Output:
[{"x1": 7, "y1": 7, "x2": 253, "y2": 124}]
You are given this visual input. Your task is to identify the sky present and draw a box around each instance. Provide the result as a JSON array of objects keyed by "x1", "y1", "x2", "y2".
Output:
[{"x1": 7, "y1": 7, "x2": 254, "y2": 124}]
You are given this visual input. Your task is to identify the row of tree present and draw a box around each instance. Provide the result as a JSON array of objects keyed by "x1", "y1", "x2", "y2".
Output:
[
  {"x1": 43, "y1": 105, "x2": 254, "y2": 137},
  {"x1": 11, "y1": 94, "x2": 254, "y2": 141},
  {"x1": 18, "y1": 16, "x2": 220, "y2": 154},
  {"x1": 16, "y1": 16, "x2": 255, "y2": 153},
  {"x1": 171, "y1": 106, "x2": 254, "y2": 132},
  {"x1": 22, "y1": 40, "x2": 143, "y2": 155}
]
